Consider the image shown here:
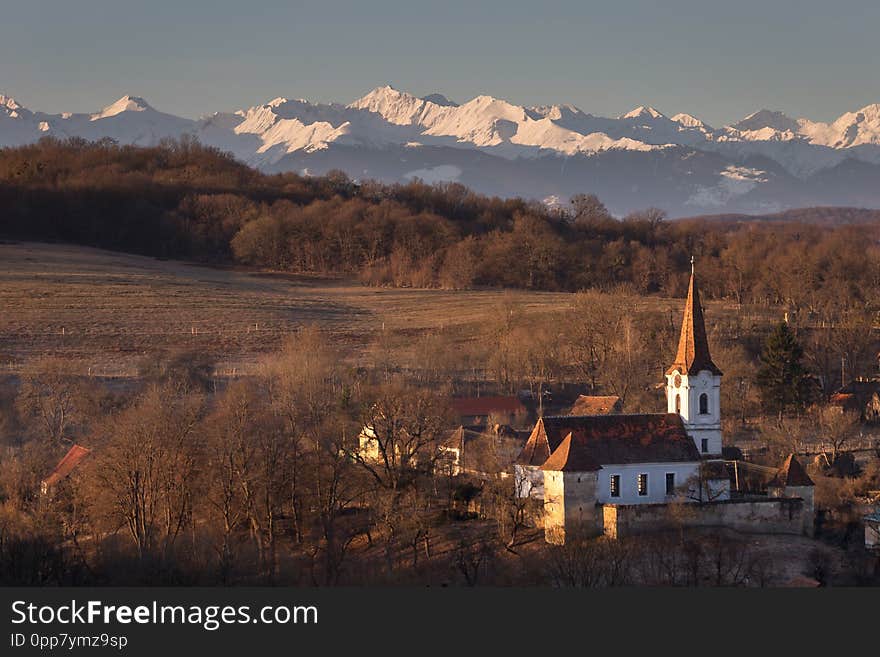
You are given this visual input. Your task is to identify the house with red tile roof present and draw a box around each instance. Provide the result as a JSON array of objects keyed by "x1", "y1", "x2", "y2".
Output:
[
  {"x1": 450, "y1": 395, "x2": 528, "y2": 427},
  {"x1": 40, "y1": 444, "x2": 92, "y2": 496}
]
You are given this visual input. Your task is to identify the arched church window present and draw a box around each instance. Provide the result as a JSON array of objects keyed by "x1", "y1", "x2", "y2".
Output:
[
  {"x1": 675, "y1": 394, "x2": 681, "y2": 414},
  {"x1": 699, "y1": 393, "x2": 709, "y2": 415}
]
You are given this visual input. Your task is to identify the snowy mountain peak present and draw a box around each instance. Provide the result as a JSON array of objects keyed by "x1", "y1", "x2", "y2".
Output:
[
  {"x1": 91, "y1": 95, "x2": 152, "y2": 121},
  {"x1": 0, "y1": 94, "x2": 23, "y2": 112},
  {"x1": 848, "y1": 103, "x2": 880, "y2": 126},
  {"x1": 460, "y1": 94, "x2": 525, "y2": 116},
  {"x1": 621, "y1": 105, "x2": 664, "y2": 120},
  {"x1": 421, "y1": 93, "x2": 458, "y2": 107},
  {"x1": 350, "y1": 85, "x2": 411, "y2": 106},
  {"x1": 732, "y1": 109, "x2": 799, "y2": 133},
  {"x1": 672, "y1": 112, "x2": 709, "y2": 129},
  {"x1": 527, "y1": 104, "x2": 584, "y2": 120},
  {"x1": 818, "y1": 103, "x2": 880, "y2": 147},
  {"x1": 348, "y1": 85, "x2": 433, "y2": 125},
  {"x1": 861, "y1": 103, "x2": 880, "y2": 117}
]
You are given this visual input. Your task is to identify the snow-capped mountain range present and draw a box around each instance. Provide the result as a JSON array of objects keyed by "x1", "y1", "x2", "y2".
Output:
[{"x1": 3, "y1": 86, "x2": 880, "y2": 217}]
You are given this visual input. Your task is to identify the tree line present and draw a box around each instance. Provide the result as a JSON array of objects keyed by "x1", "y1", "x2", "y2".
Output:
[{"x1": 2, "y1": 137, "x2": 880, "y2": 305}]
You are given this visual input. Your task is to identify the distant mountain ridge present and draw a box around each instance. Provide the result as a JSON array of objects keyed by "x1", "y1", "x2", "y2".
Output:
[
  {"x1": 678, "y1": 206, "x2": 880, "y2": 227},
  {"x1": 3, "y1": 85, "x2": 880, "y2": 217}
]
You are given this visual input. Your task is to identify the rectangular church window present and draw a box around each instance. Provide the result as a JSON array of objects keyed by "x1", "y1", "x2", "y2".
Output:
[
  {"x1": 666, "y1": 473, "x2": 675, "y2": 495},
  {"x1": 610, "y1": 474, "x2": 620, "y2": 498},
  {"x1": 637, "y1": 473, "x2": 648, "y2": 496}
]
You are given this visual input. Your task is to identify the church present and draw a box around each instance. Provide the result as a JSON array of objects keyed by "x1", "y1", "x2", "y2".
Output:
[{"x1": 514, "y1": 264, "x2": 812, "y2": 543}]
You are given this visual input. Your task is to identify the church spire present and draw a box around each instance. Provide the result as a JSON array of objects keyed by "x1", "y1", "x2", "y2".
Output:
[{"x1": 666, "y1": 264, "x2": 722, "y2": 376}]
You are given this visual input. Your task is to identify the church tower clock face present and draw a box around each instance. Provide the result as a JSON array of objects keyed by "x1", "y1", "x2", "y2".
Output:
[{"x1": 673, "y1": 374, "x2": 682, "y2": 388}]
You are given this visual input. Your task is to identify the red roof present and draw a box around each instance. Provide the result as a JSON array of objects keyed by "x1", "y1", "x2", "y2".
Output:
[
  {"x1": 667, "y1": 269, "x2": 722, "y2": 376},
  {"x1": 541, "y1": 414, "x2": 699, "y2": 472},
  {"x1": 516, "y1": 417, "x2": 565, "y2": 466},
  {"x1": 42, "y1": 444, "x2": 91, "y2": 488},
  {"x1": 451, "y1": 396, "x2": 525, "y2": 417},
  {"x1": 568, "y1": 395, "x2": 621, "y2": 416},
  {"x1": 769, "y1": 454, "x2": 814, "y2": 487},
  {"x1": 829, "y1": 393, "x2": 862, "y2": 412}
]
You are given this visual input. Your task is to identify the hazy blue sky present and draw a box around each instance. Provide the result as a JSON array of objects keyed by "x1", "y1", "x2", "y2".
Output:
[{"x1": 2, "y1": 0, "x2": 878, "y2": 126}]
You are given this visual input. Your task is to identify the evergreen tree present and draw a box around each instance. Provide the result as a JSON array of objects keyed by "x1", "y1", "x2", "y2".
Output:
[{"x1": 756, "y1": 321, "x2": 811, "y2": 417}]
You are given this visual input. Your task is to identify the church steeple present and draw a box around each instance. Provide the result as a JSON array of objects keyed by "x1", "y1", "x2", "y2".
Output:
[
  {"x1": 666, "y1": 261, "x2": 722, "y2": 376},
  {"x1": 665, "y1": 261, "x2": 724, "y2": 457}
]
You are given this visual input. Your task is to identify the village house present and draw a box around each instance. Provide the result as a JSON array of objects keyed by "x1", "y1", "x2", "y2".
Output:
[
  {"x1": 438, "y1": 423, "x2": 529, "y2": 477},
  {"x1": 41, "y1": 444, "x2": 91, "y2": 497},
  {"x1": 450, "y1": 395, "x2": 529, "y2": 427},
  {"x1": 357, "y1": 394, "x2": 531, "y2": 470},
  {"x1": 829, "y1": 378, "x2": 880, "y2": 423},
  {"x1": 515, "y1": 264, "x2": 815, "y2": 544},
  {"x1": 359, "y1": 421, "x2": 529, "y2": 478}
]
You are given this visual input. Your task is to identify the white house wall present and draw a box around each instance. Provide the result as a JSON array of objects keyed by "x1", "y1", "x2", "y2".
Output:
[{"x1": 596, "y1": 462, "x2": 701, "y2": 505}]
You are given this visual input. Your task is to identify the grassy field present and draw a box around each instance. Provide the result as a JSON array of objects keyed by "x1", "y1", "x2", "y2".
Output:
[
  {"x1": 0, "y1": 241, "x2": 771, "y2": 377},
  {"x1": 0, "y1": 242, "x2": 579, "y2": 376}
]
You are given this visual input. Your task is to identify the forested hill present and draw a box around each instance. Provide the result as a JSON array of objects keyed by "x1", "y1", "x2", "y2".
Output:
[{"x1": 1, "y1": 137, "x2": 879, "y2": 309}]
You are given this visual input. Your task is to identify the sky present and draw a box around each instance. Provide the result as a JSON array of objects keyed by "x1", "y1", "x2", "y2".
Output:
[{"x1": 1, "y1": 0, "x2": 878, "y2": 126}]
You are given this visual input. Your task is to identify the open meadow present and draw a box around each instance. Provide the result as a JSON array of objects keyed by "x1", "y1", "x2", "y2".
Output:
[
  {"x1": 0, "y1": 242, "x2": 575, "y2": 376},
  {"x1": 0, "y1": 241, "x2": 751, "y2": 378}
]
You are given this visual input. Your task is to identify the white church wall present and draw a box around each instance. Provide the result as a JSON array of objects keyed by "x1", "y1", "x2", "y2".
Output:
[{"x1": 596, "y1": 462, "x2": 701, "y2": 505}]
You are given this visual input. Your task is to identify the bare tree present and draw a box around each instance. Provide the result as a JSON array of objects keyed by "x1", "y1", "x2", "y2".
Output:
[
  {"x1": 814, "y1": 405, "x2": 861, "y2": 469},
  {"x1": 203, "y1": 381, "x2": 260, "y2": 582},
  {"x1": 90, "y1": 385, "x2": 203, "y2": 563},
  {"x1": 453, "y1": 533, "x2": 497, "y2": 586},
  {"x1": 545, "y1": 536, "x2": 633, "y2": 587},
  {"x1": 16, "y1": 358, "x2": 91, "y2": 446},
  {"x1": 350, "y1": 378, "x2": 451, "y2": 571},
  {"x1": 569, "y1": 193, "x2": 613, "y2": 227},
  {"x1": 563, "y1": 290, "x2": 622, "y2": 393}
]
